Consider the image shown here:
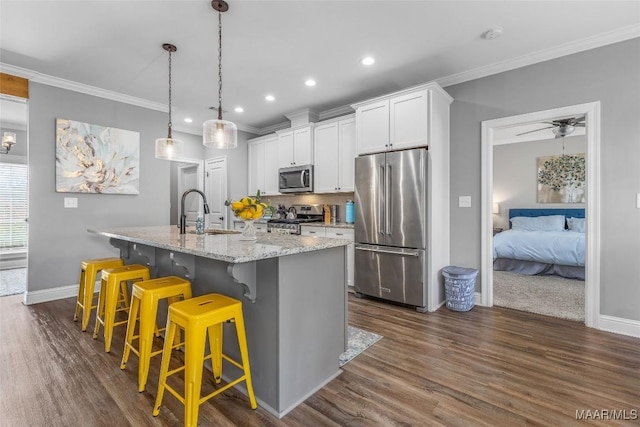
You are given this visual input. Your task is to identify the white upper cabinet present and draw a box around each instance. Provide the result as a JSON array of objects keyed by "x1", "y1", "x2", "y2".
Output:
[
  {"x1": 277, "y1": 125, "x2": 314, "y2": 168},
  {"x1": 313, "y1": 122, "x2": 339, "y2": 193},
  {"x1": 338, "y1": 118, "x2": 356, "y2": 192},
  {"x1": 247, "y1": 138, "x2": 265, "y2": 196},
  {"x1": 354, "y1": 100, "x2": 389, "y2": 154},
  {"x1": 263, "y1": 136, "x2": 280, "y2": 195},
  {"x1": 248, "y1": 135, "x2": 280, "y2": 196},
  {"x1": 313, "y1": 116, "x2": 355, "y2": 193},
  {"x1": 352, "y1": 83, "x2": 451, "y2": 155},
  {"x1": 390, "y1": 90, "x2": 428, "y2": 150}
]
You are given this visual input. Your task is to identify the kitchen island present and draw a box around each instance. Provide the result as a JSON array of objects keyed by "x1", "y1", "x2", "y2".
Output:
[{"x1": 88, "y1": 226, "x2": 349, "y2": 418}]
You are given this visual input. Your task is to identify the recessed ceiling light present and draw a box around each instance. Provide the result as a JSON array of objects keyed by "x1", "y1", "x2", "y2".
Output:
[
  {"x1": 234, "y1": 106, "x2": 244, "y2": 113},
  {"x1": 265, "y1": 94, "x2": 275, "y2": 102},
  {"x1": 483, "y1": 27, "x2": 503, "y2": 40},
  {"x1": 305, "y1": 79, "x2": 316, "y2": 87},
  {"x1": 184, "y1": 118, "x2": 193, "y2": 123},
  {"x1": 361, "y1": 56, "x2": 375, "y2": 66}
]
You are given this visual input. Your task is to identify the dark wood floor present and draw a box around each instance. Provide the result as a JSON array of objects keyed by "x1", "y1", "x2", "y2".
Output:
[{"x1": 1, "y1": 292, "x2": 639, "y2": 426}]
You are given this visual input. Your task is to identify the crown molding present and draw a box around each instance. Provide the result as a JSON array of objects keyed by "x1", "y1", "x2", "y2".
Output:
[
  {"x1": 436, "y1": 24, "x2": 640, "y2": 88},
  {"x1": 318, "y1": 104, "x2": 354, "y2": 121},
  {"x1": 0, "y1": 63, "x2": 167, "y2": 112},
  {"x1": 256, "y1": 121, "x2": 290, "y2": 136}
]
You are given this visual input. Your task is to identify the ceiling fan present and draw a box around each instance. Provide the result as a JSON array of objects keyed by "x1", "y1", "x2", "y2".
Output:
[{"x1": 516, "y1": 116, "x2": 586, "y2": 138}]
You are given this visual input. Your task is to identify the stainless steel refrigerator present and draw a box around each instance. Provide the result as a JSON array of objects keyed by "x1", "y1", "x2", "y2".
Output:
[{"x1": 354, "y1": 148, "x2": 427, "y2": 309}]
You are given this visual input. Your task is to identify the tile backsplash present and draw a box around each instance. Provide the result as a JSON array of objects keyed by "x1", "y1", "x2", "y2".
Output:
[{"x1": 262, "y1": 192, "x2": 355, "y2": 220}]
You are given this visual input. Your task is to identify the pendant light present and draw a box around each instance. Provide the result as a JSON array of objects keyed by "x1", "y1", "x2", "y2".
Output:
[
  {"x1": 155, "y1": 43, "x2": 184, "y2": 160},
  {"x1": 203, "y1": 0, "x2": 238, "y2": 149}
]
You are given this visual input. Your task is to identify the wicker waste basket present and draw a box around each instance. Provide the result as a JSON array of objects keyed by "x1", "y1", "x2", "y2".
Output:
[{"x1": 442, "y1": 266, "x2": 478, "y2": 312}]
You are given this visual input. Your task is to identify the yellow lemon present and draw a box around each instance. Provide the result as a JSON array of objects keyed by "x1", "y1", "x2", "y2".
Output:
[{"x1": 231, "y1": 201, "x2": 244, "y2": 211}]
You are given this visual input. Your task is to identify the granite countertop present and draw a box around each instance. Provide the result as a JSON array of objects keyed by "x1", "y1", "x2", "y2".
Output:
[
  {"x1": 88, "y1": 226, "x2": 350, "y2": 264},
  {"x1": 302, "y1": 222, "x2": 354, "y2": 229}
]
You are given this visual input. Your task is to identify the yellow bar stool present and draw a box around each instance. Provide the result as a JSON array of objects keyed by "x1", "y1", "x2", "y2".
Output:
[
  {"x1": 153, "y1": 294, "x2": 257, "y2": 426},
  {"x1": 74, "y1": 257, "x2": 124, "y2": 331},
  {"x1": 120, "y1": 276, "x2": 192, "y2": 393},
  {"x1": 92, "y1": 264, "x2": 150, "y2": 352}
]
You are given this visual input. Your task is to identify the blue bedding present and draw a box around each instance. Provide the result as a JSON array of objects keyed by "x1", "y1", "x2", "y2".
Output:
[{"x1": 493, "y1": 229, "x2": 585, "y2": 267}]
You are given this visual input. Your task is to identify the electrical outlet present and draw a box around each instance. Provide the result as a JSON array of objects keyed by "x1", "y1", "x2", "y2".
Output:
[
  {"x1": 64, "y1": 197, "x2": 78, "y2": 208},
  {"x1": 637, "y1": 193, "x2": 640, "y2": 209},
  {"x1": 459, "y1": 196, "x2": 471, "y2": 208}
]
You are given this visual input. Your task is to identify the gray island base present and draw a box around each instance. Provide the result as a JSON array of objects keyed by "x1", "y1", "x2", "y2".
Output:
[{"x1": 88, "y1": 226, "x2": 349, "y2": 418}]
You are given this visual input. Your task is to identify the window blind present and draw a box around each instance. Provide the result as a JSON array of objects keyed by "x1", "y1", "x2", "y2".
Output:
[{"x1": 0, "y1": 162, "x2": 28, "y2": 249}]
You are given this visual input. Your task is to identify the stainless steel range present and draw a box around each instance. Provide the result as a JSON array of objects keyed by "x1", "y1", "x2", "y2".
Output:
[{"x1": 267, "y1": 204, "x2": 324, "y2": 235}]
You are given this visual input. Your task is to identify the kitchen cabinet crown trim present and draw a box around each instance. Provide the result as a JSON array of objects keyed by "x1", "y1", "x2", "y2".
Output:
[
  {"x1": 350, "y1": 81, "x2": 453, "y2": 109},
  {"x1": 275, "y1": 123, "x2": 317, "y2": 135}
]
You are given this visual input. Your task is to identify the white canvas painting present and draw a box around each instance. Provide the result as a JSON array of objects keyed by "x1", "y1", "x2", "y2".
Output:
[
  {"x1": 537, "y1": 153, "x2": 586, "y2": 203},
  {"x1": 56, "y1": 118, "x2": 140, "y2": 194}
]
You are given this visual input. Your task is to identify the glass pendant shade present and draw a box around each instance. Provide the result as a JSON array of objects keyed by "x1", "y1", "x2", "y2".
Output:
[
  {"x1": 155, "y1": 136, "x2": 184, "y2": 160},
  {"x1": 203, "y1": 118, "x2": 237, "y2": 149}
]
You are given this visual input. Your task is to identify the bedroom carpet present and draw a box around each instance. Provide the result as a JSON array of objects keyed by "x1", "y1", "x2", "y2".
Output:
[{"x1": 493, "y1": 270, "x2": 584, "y2": 322}]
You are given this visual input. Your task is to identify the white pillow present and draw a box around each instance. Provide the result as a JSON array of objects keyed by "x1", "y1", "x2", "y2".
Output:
[
  {"x1": 511, "y1": 215, "x2": 565, "y2": 232},
  {"x1": 567, "y1": 217, "x2": 586, "y2": 233}
]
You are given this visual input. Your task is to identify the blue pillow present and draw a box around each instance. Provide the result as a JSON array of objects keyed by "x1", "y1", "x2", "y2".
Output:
[
  {"x1": 567, "y1": 217, "x2": 586, "y2": 233},
  {"x1": 511, "y1": 215, "x2": 565, "y2": 232}
]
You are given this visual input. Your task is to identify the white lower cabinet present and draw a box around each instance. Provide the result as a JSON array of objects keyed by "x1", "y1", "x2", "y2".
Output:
[{"x1": 301, "y1": 226, "x2": 354, "y2": 287}]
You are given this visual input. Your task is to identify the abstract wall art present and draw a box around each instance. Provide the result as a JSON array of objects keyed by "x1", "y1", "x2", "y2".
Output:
[
  {"x1": 55, "y1": 118, "x2": 140, "y2": 194},
  {"x1": 537, "y1": 153, "x2": 586, "y2": 203}
]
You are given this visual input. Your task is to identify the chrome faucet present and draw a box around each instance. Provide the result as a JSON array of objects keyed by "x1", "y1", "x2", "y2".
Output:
[{"x1": 179, "y1": 189, "x2": 210, "y2": 234}]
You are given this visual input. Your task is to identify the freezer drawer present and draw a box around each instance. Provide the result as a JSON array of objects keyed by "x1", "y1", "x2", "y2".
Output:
[{"x1": 354, "y1": 244, "x2": 425, "y2": 307}]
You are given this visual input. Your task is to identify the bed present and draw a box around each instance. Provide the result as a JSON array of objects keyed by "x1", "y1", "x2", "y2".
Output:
[{"x1": 493, "y1": 208, "x2": 585, "y2": 280}]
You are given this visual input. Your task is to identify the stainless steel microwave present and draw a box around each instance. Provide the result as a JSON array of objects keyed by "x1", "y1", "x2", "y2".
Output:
[{"x1": 278, "y1": 164, "x2": 313, "y2": 193}]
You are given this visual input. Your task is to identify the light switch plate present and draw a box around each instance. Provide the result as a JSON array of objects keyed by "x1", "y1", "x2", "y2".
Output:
[
  {"x1": 637, "y1": 193, "x2": 640, "y2": 209},
  {"x1": 459, "y1": 196, "x2": 471, "y2": 208},
  {"x1": 64, "y1": 197, "x2": 78, "y2": 208}
]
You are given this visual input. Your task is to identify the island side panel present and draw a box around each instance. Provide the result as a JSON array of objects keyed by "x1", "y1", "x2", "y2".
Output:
[
  {"x1": 277, "y1": 246, "x2": 347, "y2": 415},
  {"x1": 192, "y1": 256, "x2": 281, "y2": 414}
]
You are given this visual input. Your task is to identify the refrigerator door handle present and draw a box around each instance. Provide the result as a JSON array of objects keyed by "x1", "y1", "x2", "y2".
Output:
[
  {"x1": 355, "y1": 246, "x2": 420, "y2": 257},
  {"x1": 379, "y1": 163, "x2": 385, "y2": 235},
  {"x1": 385, "y1": 163, "x2": 391, "y2": 235}
]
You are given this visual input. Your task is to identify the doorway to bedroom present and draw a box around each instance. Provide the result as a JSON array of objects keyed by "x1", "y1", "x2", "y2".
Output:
[
  {"x1": 480, "y1": 102, "x2": 601, "y2": 328},
  {"x1": 492, "y1": 133, "x2": 586, "y2": 321}
]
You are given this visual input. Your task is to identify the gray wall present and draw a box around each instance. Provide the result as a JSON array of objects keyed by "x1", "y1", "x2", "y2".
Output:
[
  {"x1": 28, "y1": 83, "x2": 172, "y2": 292},
  {"x1": 168, "y1": 130, "x2": 253, "y2": 224},
  {"x1": 447, "y1": 38, "x2": 640, "y2": 321},
  {"x1": 493, "y1": 135, "x2": 586, "y2": 230}
]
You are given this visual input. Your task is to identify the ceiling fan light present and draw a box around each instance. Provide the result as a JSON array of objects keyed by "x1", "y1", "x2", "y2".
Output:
[
  {"x1": 552, "y1": 124, "x2": 575, "y2": 138},
  {"x1": 155, "y1": 137, "x2": 184, "y2": 160},
  {"x1": 203, "y1": 118, "x2": 237, "y2": 149}
]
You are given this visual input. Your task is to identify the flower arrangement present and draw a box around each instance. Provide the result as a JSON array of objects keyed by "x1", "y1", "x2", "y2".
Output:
[{"x1": 225, "y1": 190, "x2": 272, "y2": 221}]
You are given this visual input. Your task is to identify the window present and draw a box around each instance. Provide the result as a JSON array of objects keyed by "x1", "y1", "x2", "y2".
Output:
[{"x1": 0, "y1": 162, "x2": 28, "y2": 250}]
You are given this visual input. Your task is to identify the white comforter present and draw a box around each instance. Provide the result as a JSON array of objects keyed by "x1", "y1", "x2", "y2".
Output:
[{"x1": 493, "y1": 229, "x2": 585, "y2": 266}]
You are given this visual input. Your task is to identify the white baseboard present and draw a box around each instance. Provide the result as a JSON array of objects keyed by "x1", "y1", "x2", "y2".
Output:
[
  {"x1": 24, "y1": 281, "x2": 101, "y2": 305},
  {"x1": 598, "y1": 315, "x2": 640, "y2": 339}
]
